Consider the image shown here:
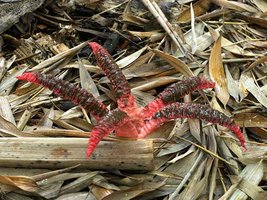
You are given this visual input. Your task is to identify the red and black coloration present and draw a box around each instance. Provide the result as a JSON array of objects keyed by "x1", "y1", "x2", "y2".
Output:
[
  {"x1": 17, "y1": 72, "x2": 108, "y2": 121},
  {"x1": 17, "y1": 42, "x2": 246, "y2": 157}
]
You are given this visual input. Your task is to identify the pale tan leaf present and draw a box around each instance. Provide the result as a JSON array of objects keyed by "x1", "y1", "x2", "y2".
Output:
[
  {"x1": 209, "y1": 36, "x2": 230, "y2": 106},
  {"x1": 33, "y1": 165, "x2": 81, "y2": 182},
  {"x1": 248, "y1": 127, "x2": 267, "y2": 140},
  {"x1": 0, "y1": 175, "x2": 38, "y2": 192},
  {"x1": 177, "y1": 0, "x2": 212, "y2": 23},
  {"x1": 0, "y1": 65, "x2": 27, "y2": 95},
  {"x1": 59, "y1": 172, "x2": 98, "y2": 195},
  {"x1": 252, "y1": 0, "x2": 267, "y2": 12},
  {"x1": 17, "y1": 109, "x2": 32, "y2": 130},
  {"x1": 127, "y1": 30, "x2": 164, "y2": 39},
  {"x1": 55, "y1": 192, "x2": 95, "y2": 200},
  {"x1": 240, "y1": 72, "x2": 267, "y2": 109},
  {"x1": 225, "y1": 65, "x2": 240, "y2": 102},
  {"x1": 152, "y1": 49, "x2": 193, "y2": 77},
  {"x1": 170, "y1": 152, "x2": 206, "y2": 200},
  {"x1": 103, "y1": 180, "x2": 165, "y2": 200},
  {"x1": 59, "y1": 106, "x2": 83, "y2": 120},
  {"x1": 234, "y1": 113, "x2": 267, "y2": 128},
  {"x1": 221, "y1": 37, "x2": 258, "y2": 57},
  {"x1": 229, "y1": 160, "x2": 264, "y2": 199},
  {"x1": 117, "y1": 46, "x2": 147, "y2": 68},
  {"x1": 235, "y1": 13, "x2": 267, "y2": 28},
  {"x1": 211, "y1": 0, "x2": 258, "y2": 12},
  {"x1": 30, "y1": 42, "x2": 87, "y2": 71},
  {"x1": 165, "y1": 150, "x2": 199, "y2": 177},
  {"x1": 4, "y1": 193, "x2": 34, "y2": 200},
  {"x1": 123, "y1": 61, "x2": 172, "y2": 79},
  {"x1": 0, "y1": 55, "x2": 16, "y2": 80},
  {"x1": 0, "y1": 114, "x2": 30, "y2": 137},
  {"x1": 249, "y1": 40, "x2": 267, "y2": 48},
  {"x1": 124, "y1": 51, "x2": 154, "y2": 72},
  {"x1": 244, "y1": 55, "x2": 267, "y2": 72},
  {"x1": 79, "y1": 57, "x2": 100, "y2": 97},
  {"x1": 37, "y1": 173, "x2": 89, "y2": 186},
  {"x1": 0, "y1": 96, "x2": 16, "y2": 125},
  {"x1": 168, "y1": 145, "x2": 195, "y2": 163},
  {"x1": 38, "y1": 107, "x2": 55, "y2": 128},
  {"x1": 121, "y1": 13, "x2": 149, "y2": 26},
  {"x1": 132, "y1": 76, "x2": 180, "y2": 91},
  {"x1": 92, "y1": 175, "x2": 120, "y2": 190},
  {"x1": 240, "y1": 145, "x2": 267, "y2": 164},
  {"x1": 38, "y1": 181, "x2": 64, "y2": 199},
  {"x1": 185, "y1": 26, "x2": 217, "y2": 52},
  {"x1": 91, "y1": 185, "x2": 114, "y2": 200},
  {"x1": 217, "y1": 137, "x2": 241, "y2": 174}
]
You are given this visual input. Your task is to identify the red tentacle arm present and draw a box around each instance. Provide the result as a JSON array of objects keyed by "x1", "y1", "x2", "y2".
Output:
[
  {"x1": 87, "y1": 108, "x2": 129, "y2": 157},
  {"x1": 17, "y1": 72, "x2": 108, "y2": 121},
  {"x1": 88, "y1": 42, "x2": 137, "y2": 112},
  {"x1": 141, "y1": 77, "x2": 215, "y2": 118},
  {"x1": 139, "y1": 103, "x2": 246, "y2": 149}
]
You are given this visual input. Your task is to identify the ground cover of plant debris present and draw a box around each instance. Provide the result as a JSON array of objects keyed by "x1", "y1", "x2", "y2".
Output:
[{"x1": 0, "y1": 0, "x2": 266, "y2": 199}]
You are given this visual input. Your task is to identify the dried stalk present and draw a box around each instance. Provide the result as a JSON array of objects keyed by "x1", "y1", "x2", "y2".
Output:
[
  {"x1": 141, "y1": 0, "x2": 187, "y2": 56},
  {"x1": 0, "y1": 138, "x2": 154, "y2": 171}
]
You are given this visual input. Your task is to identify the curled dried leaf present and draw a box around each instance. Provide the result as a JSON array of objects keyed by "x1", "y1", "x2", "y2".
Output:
[
  {"x1": 209, "y1": 36, "x2": 230, "y2": 106},
  {"x1": 0, "y1": 175, "x2": 38, "y2": 192}
]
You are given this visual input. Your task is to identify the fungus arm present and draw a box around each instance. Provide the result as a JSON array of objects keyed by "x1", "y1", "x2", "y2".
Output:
[
  {"x1": 140, "y1": 102, "x2": 246, "y2": 149},
  {"x1": 87, "y1": 108, "x2": 129, "y2": 157},
  {"x1": 17, "y1": 72, "x2": 108, "y2": 121},
  {"x1": 141, "y1": 76, "x2": 215, "y2": 118},
  {"x1": 88, "y1": 42, "x2": 137, "y2": 112}
]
